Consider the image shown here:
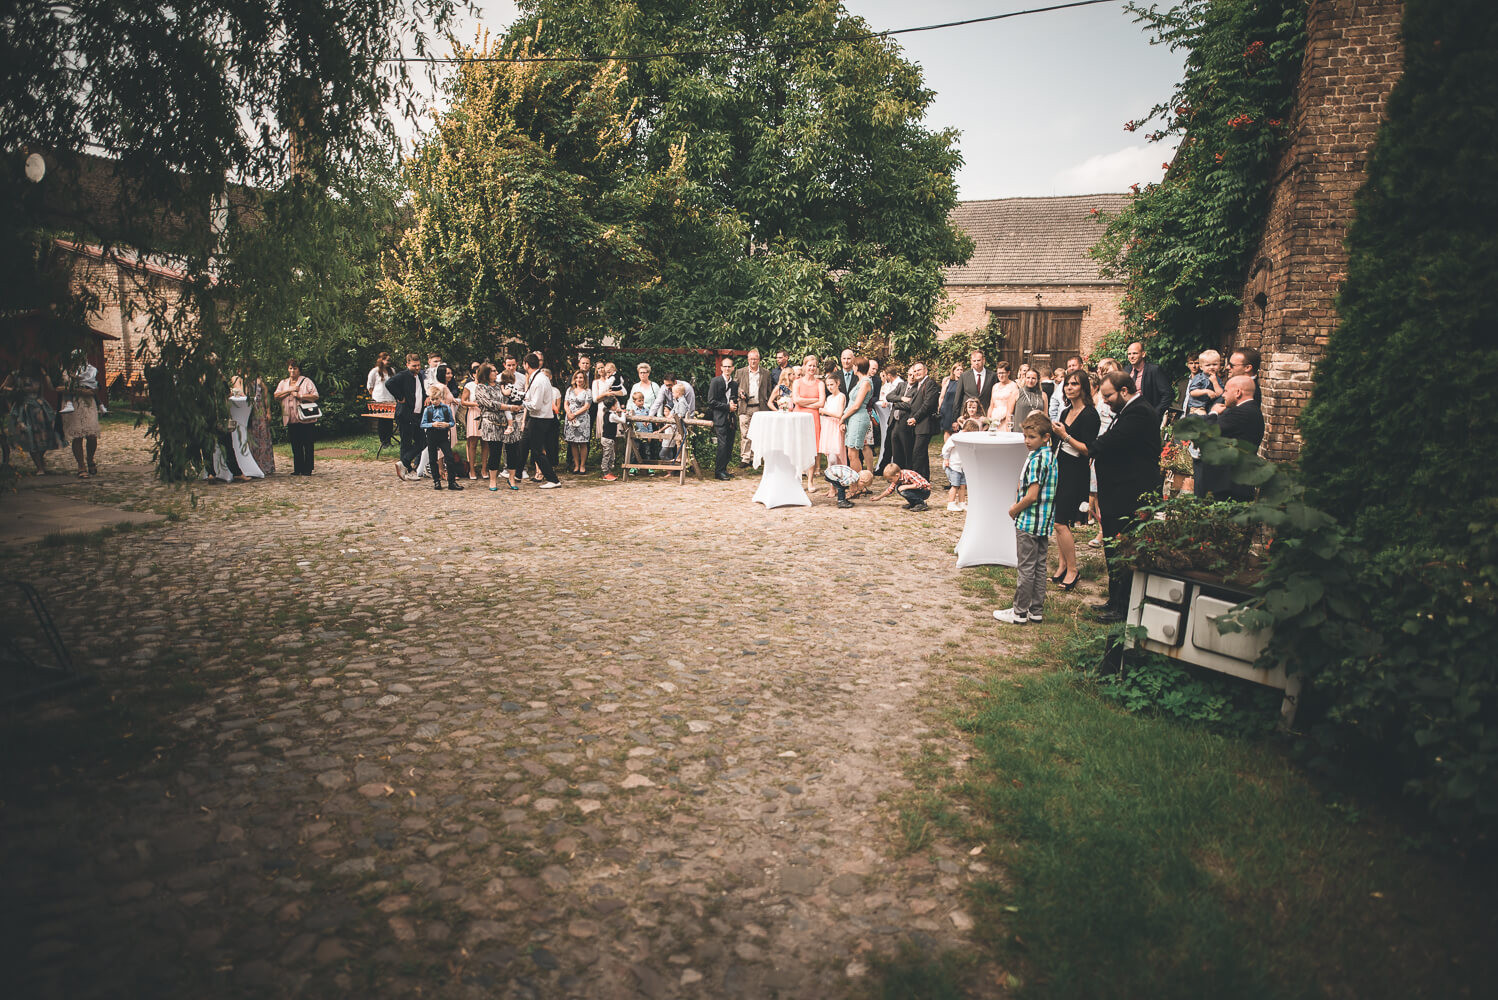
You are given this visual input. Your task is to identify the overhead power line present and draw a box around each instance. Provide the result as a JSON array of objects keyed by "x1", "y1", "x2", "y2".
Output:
[{"x1": 385, "y1": 0, "x2": 1122, "y2": 65}]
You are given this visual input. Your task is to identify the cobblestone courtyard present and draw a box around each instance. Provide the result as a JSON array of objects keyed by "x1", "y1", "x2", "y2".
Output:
[{"x1": 3, "y1": 423, "x2": 1048, "y2": 998}]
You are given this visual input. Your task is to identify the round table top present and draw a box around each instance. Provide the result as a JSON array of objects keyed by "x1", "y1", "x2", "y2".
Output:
[{"x1": 952, "y1": 430, "x2": 1025, "y2": 446}]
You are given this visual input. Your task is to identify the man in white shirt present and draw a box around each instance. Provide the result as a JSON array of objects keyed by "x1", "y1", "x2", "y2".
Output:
[
  {"x1": 648, "y1": 373, "x2": 695, "y2": 416},
  {"x1": 519, "y1": 352, "x2": 561, "y2": 487},
  {"x1": 733, "y1": 348, "x2": 773, "y2": 466}
]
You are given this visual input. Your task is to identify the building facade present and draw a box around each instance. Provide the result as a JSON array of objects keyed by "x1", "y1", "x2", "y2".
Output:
[{"x1": 940, "y1": 193, "x2": 1129, "y2": 372}]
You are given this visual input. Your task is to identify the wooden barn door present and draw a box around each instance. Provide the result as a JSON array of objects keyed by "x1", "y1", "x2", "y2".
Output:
[{"x1": 990, "y1": 309, "x2": 1084, "y2": 374}]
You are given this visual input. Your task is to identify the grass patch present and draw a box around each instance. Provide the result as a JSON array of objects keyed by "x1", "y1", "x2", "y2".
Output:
[
  {"x1": 40, "y1": 520, "x2": 144, "y2": 547},
  {"x1": 942, "y1": 669, "x2": 1498, "y2": 998},
  {"x1": 871, "y1": 942, "x2": 974, "y2": 999}
]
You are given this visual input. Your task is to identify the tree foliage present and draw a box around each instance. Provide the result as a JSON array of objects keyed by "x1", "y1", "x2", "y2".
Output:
[
  {"x1": 380, "y1": 32, "x2": 721, "y2": 364},
  {"x1": 1089, "y1": 0, "x2": 1306, "y2": 371},
  {"x1": 501, "y1": 0, "x2": 972, "y2": 358},
  {"x1": 1, "y1": 1, "x2": 459, "y2": 478}
]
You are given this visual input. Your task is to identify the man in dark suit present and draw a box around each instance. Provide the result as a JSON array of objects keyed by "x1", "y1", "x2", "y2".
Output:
[
  {"x1": 706, "y1": 356, "x2": 739, "y2": 480},
  {"x1": 959, "y1": 349, "x2": 995, "y2": 414},
  {"x1": 1196, "y1": 375, "x2": 1265, "y2": 501},
  {"x1": 1089, "y1": 371, "x2": 1163, "y2": 622},
  {"x1": 1126, "y1": 341, "x2": 1172, "y2": 416},
  {"x1": 385, "y1": 352, "x2": 426, "y2": 481},
  {"x1": 904, "y1": 362, "x2": 939, "y2": 480},
  {"x1": 768, "y1": 349, "x2": 791, "y2": 391}
]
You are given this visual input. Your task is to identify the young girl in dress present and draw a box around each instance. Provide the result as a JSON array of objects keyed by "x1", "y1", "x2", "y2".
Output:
[{"x1": 819, "y1": 371, "x2": 846, "y2": 472}]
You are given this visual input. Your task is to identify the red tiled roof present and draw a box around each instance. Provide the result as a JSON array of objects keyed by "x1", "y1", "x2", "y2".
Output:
[{"x1": 945, "y1": 193, "x2": 1131, "y2": 286}]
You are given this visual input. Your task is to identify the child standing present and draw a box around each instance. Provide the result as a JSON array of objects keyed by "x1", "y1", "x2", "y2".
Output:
[
  {"x1": 1187, "y1": 349, "x2": 1224, "y2": 414},
  {"x1": 941, "y1": 417, "x2": 982, "y2": 512},
  {"x1": 873, "y1": 463, "x2": 932, "y2": 511},
  {"x1": 421, "y1": 386, "x2": 464, "y2": 491},
  {"x1": 994, "y1": 412, "x2": 1058, "y2": 624}
]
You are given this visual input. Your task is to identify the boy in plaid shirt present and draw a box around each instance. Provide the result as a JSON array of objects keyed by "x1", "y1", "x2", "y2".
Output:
[
  {"x1": 873, "y1": 463, "x2": 932, "y2": 512},
  {"x1": 994, "y1": 412, "x2": 1058, "y2": 624}
]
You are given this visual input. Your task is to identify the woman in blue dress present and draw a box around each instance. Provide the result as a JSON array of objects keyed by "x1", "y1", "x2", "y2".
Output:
[{"x1": 839, "y1": 358, "x2": 875, "y2": 474}]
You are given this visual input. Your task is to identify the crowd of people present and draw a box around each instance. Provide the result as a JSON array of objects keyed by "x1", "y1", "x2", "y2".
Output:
[
  {"x1": 1, "y1": 351, "x2": 107, "y2": 477},
  {"x1": 7, "y1": 338, "x2": 1265, "y2": 632}
]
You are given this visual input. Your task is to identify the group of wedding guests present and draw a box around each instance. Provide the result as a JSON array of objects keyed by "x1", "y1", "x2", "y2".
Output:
[{"x1": 2, "y1": 352, "x2": 106, "y2": 477}]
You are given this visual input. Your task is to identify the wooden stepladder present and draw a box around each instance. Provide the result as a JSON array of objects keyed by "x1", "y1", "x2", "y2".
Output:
[{"x1": 619, "y1": 413, "x2": 710, "y2": 484}]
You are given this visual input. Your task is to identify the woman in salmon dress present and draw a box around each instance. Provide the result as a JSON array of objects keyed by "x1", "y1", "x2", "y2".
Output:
[{"x1": 790, "y1": 355, "x2": 826, "y2": 487}]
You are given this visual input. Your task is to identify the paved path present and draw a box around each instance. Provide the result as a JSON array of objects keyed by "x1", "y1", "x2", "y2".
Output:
[{"x1": 3, "y1": 423, "x2": 1019, "y2": 998}]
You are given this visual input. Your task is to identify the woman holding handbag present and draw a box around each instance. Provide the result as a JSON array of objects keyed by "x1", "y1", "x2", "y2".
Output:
[{"x1": 274, "y1": 360, "x2": 320, "y2": 476}]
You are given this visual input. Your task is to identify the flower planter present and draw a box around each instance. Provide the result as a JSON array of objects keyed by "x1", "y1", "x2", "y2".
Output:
[{"x1": 1126, "y1": 566, "x2": 1301, "y2": 728}]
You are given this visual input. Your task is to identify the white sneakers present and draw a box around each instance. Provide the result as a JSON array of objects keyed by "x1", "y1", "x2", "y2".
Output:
[
  {"x1": 539, "y1": 481, "x2": 561, "y2": 489},
  {"x1": 945, "y1": 501, "x2": 969, "y2": 512},
  {"x1": 993, "y1": 608, "x2": 1042, "y2": 624}
]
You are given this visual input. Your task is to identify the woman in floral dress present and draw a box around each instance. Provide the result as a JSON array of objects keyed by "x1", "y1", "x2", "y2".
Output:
[{"x1": 562, "y1": 371, "x2": 592, "y2": 474}]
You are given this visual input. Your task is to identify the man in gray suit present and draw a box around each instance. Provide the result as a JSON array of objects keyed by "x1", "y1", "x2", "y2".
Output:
[{"x1": 734, "y1": 348, "x2": 775, "y2": 466}]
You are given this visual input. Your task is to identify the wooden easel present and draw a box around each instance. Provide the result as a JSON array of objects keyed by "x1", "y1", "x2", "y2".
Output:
[{"x1": 619, "y1": 413, "x2": 710, "y2": 484}]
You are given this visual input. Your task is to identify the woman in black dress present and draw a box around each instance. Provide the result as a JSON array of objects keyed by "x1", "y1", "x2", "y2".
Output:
[{"x1": 1049, "y1": 370, "x2": 1100, "y2": 589}]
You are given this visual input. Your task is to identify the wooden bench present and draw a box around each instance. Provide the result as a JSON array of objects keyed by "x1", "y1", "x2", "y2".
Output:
[{"x1": 618, "y1": 413, "x2": 710, "y2": 484}]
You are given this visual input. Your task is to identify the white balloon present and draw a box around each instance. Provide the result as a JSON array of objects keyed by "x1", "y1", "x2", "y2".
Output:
[{"x1": 24, "y1": 153, "x2": 45, "y2": 182}]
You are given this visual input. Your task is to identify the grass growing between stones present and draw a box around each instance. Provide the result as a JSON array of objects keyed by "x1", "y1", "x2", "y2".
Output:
[{"x1": 888, "y1": 625, "x2": 1498, "y2": 999}]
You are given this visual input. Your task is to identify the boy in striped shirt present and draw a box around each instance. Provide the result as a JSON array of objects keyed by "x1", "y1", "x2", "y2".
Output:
[{"x1": 995, "y1": 412, "x2": 1058, "y2": 624}]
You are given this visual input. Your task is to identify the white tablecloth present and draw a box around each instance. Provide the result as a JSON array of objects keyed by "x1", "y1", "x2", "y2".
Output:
[
  {"x1": 749, "y1": 411, "x2": 817, "y2": 508},
  {"x1": 952, "y1": 430, "x2": 1030, "y2": 568}
]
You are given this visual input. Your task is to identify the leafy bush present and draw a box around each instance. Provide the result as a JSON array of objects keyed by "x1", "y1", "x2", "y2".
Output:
[
  {"x1": 1299, "y1": 0, "x2": 1498, "y2": 551},
  {"x1": 1067, "y1": 628, "x2": 1278, "y2": 736}
]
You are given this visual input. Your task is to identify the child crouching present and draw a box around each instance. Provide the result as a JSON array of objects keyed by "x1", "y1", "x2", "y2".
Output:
[
  {"x1": 873, "y1": 463, "x2": 932, "y2": 511},
  {"x1": 823, "y1": 464, "x2": 875, "y2": 508},
  {"x1": 994, "y1": 411, "x2": 1057, "y2": 624}
]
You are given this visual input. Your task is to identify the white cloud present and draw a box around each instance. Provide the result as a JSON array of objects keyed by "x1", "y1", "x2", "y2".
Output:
[{"x1": 1051, "y1": 143, "x2": 1179, "y2": 195}]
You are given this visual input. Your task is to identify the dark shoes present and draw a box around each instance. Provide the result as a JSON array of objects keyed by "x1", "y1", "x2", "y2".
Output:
[
  {"x1": 836, "y1": 499, "x2": 854, "y2": 509},
  {"x1": 715, "y1": 472, "x2": 733, "y2": 481},
  {"x1": 905, "y1": 502, "x2": 929, "y2": 512},
  {"x1": 447, "y1": 481, "x2": 463, "y2": 491},
  {"x1": 1091, "y1": 607, "x2": 1125, "y2": 624}
]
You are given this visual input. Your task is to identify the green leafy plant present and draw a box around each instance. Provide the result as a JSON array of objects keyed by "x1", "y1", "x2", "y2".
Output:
[
  {"x1": 1115, "y1": 492, "x2": 1254, "y2": 578},
  {"x1": 1089, "y1": 0, "x2": 1307, "y2": 370}
]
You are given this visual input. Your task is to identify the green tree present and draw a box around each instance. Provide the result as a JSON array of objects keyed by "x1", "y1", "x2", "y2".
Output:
[
  {"x1": 507, "y1": 0, "x2": 971, "y2": 357},
  {"x1": 1, "y1": 1, "x2": 460, "y2": 477},
  {"x1": 379, "y1": 32, "x2": 721, "y2": 364}
]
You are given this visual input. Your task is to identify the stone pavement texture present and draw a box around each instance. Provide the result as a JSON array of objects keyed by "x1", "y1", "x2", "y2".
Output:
[{"x1": 3, "y1": 423, "x2": 1003, "y2": 998}]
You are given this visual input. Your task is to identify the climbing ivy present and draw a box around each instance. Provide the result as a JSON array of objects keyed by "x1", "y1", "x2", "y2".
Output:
[{"x1": 1090, "y1": 0, "x2": 1307, "y2": 370}]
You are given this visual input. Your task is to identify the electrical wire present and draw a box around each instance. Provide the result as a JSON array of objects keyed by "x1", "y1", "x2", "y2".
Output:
[{"x1": 384, "y1": 0, "x2": 1122, "y2": 64}]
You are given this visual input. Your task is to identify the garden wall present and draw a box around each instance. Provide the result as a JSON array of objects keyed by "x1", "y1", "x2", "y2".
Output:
[{"x1": 1234, "y1": 0, "x2": 1405, "y2": 463}]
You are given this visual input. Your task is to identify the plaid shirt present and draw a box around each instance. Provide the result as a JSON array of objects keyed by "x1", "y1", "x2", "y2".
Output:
[
  {"x1": 895, "y1": 469, "x2": 930, "y2": 491},
  {"x1": 1014, "y1": 446, "x2": 1058, "y2": 536}
]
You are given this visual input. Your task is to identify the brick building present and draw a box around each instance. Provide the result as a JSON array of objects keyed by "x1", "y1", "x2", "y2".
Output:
[
  {"x1": 939, "y1": 193, "x2": 1129, "y2": 372},
  {"x1": 1233, "y1": 0, "x2": 1405, "y2": 462}
]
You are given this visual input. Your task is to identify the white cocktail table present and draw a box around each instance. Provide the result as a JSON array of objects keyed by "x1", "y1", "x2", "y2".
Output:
[
  {"x1": 749, "y1": 411, "x2": 817, "y2": 508},
  {"x1": 952, "y1": 430, "x2": 1030, "y2": 567}
]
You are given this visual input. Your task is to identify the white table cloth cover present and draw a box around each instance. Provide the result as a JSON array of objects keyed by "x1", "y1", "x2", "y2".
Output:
[
  {"x1": 749, "y1": 411, "x2": 817, "y2": 508},
  {"x1": 952, "y1": 430, "x2": 1030, "y2": 568}
]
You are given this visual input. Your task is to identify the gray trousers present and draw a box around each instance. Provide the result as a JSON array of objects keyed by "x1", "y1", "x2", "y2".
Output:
[
  {"x1": 1014, "y1": 530, "x2": 1049, "y2": 616},
  {"x1": 600, "y1": 437, "x2": 616, "y2": 473}
]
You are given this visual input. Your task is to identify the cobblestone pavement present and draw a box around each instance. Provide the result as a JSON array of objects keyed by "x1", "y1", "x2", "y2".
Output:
[{"x1": 4, "y1": 423, "x2": 1022, "y2": 998}]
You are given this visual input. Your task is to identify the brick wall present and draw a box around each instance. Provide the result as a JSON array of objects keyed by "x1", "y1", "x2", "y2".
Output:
[
  {"x1": 939, "y1": 283, "x2": 1125, "y2": 356},
  {"x1": 64, "y1": 248, "x2": 193, "y2": 387},
  {"x1": 1234, "y1": 0, "x2": 1405, "y2": 462}
]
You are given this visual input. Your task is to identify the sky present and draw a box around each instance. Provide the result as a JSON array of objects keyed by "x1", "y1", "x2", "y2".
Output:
[{"x1": 401, "y1": 0, "x2": 1185, "y2": 201}]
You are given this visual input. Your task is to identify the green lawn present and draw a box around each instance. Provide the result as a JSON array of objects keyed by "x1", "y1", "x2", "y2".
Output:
[{"x1": 886, "y1": 629, "x2": 1498, "y2": 999}]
